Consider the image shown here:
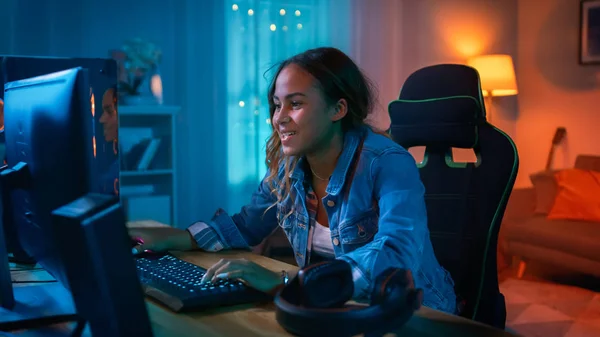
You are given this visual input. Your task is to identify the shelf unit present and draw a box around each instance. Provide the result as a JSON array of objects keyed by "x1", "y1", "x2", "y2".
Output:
[{"x1": 118, "y1": 105, "x2": 179, "y2": 226}]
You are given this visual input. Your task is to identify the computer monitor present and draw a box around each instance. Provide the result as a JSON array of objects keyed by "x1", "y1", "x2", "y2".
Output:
[
  {"x1": 0, "y1": 55, "x2": 120, "y2": 264},
  {"x1": 51, "y1": 192, "x2": 154, "y2": 337},
  {"x1": 0, "y1": 68, "x2": 152, "y2": 336},
  {"x1": 3, "y1": 68, "x2": 95, "y2": 285}
]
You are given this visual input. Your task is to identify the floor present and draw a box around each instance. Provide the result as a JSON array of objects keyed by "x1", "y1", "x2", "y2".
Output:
[{"x1": 499, "y1": 263, "x2": 600, "y2": 337}]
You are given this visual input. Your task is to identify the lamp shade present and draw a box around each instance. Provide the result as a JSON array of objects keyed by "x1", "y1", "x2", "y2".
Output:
[{"x1": 467, "y1": 54, "x2": 518, "y2": 97}]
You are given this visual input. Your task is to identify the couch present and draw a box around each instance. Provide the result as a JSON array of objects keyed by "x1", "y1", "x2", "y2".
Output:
[{"x1": 500, "y1": 155, "x2": 600, "y2": 278}]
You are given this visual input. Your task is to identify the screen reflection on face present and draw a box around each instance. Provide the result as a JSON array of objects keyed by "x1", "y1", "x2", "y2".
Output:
[{"x1": 99, "y1": 88, "x2": 118, "y2": 143}]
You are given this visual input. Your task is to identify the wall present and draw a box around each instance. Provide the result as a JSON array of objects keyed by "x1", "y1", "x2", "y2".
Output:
[
  {"x1": 515, "y1": 0, "x2": 600, "y2": 187},
  {"x1": 354, "y1": 0, "x2": 600, "y2": 188},
  {"x1": 354, "y1": 0, "x2": 518, "y2": 162},
  {"x1": 399, "y1": 0, "x2": 519, "y2": 139},
  {"x1": 358, "y1": 0, "x2": 599, "y2": 186},
  {"x1": 349, "y1": 0, "x2": 404, "y2": 132},
  {"x1": 0, "y1": 0, "x2": 180, "y2": 106}
]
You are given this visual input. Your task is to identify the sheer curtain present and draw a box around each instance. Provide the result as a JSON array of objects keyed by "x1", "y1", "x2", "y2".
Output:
[{"x1": 224, "y1": 0, "x2": 351, "y2": 212}]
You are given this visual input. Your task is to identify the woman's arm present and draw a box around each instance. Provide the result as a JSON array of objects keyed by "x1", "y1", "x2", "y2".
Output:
[
  {"x1": 336, "y1": 148, "x2": 427, "y2": 300},
  {"x1": 187, "y1": 172, "x2": 279, "y2": 251}
]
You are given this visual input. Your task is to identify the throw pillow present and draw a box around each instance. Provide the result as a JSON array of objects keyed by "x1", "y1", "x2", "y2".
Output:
[
  {"x1": 547, "y1": 169, "x2": 600, "y2": 222},
  {"x1": 530, "y1": 170, "x2": 559, "y2": 214}
]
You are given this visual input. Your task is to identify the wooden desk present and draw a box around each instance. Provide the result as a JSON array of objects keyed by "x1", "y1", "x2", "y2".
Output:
[
  {"x1": 7, "y1": 221, "x2": 520, "y2": 337},
  {"x1": 148, "y1": 250, "x2": 518, "y2": 337}
]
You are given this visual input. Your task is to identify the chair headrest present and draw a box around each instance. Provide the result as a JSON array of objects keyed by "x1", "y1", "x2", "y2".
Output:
[{"x1": 389, "y1": 64, "x2": 486, "y2": 149}]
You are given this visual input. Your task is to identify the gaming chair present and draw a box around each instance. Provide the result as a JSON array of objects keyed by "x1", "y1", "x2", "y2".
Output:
[{"x1": 388, "y1": 64, "x2": 519, "y2": 329}]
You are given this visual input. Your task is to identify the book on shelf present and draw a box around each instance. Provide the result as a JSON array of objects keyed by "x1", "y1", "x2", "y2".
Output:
[
  {"x1": 136, "y1": 138, "x2": 161, "y2": 170},
  {"x1": 119, "y1": 137, "x2": 163, "y2": 171}
]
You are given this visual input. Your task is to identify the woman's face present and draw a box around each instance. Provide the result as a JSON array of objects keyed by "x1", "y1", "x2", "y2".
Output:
[{"x1": 272, "y1": 64, "x2": 343, "y2": 157}]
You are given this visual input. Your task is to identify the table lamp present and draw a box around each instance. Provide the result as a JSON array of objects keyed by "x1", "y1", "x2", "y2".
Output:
[{"x1": 467, "y1": 54, "x2": 518, "y2": 123}]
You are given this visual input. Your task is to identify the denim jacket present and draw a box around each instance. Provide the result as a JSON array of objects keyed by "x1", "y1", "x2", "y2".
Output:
[{"x1": 187, "y1": 126, "x2": 457, "y2": 314}]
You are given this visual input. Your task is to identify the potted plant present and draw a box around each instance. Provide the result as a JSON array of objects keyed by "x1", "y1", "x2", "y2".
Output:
[{"x1": 111, "y1": 38, "x2": 163, "y2": 105}]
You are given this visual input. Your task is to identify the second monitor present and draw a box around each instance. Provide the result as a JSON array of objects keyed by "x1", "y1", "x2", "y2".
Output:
[{"x1": 1, "y1": 67, "x2": 152, "y2": 336}]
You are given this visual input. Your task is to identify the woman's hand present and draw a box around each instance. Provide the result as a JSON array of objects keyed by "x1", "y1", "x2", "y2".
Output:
[
  {"x1": 201, "y1": 258, "x2": 282, "y2": 293},
  {"x1": 129, "y1": 227, "x2": 198, "y2": 254}
]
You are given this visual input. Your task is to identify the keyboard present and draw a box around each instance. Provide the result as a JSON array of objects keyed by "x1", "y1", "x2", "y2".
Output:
[{"x1": 135, "y1": 254, "x2": 271, "y2": 312}]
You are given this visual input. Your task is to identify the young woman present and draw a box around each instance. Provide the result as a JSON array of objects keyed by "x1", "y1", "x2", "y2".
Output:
[{"x1": 130, "y1": 47, "x2": 457, "y2": 314}]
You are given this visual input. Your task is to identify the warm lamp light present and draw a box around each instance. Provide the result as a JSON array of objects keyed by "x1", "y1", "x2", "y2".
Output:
[
  {"x1": 467, "y1": 54, "x2": 518, "y2": 97},
  {"x1": 467, "y1": 54, "x2": 518, "y2": 123}
]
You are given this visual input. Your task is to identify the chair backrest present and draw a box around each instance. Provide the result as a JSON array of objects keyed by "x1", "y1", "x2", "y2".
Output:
[{"x1": 388, "y1": 64, "x2": 519, "y2": 329}]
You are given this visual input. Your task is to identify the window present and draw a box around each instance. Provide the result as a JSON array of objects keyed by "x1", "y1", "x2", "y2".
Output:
[{"x1": 224, "y1": 0, "x2": 350, "y2": 210}]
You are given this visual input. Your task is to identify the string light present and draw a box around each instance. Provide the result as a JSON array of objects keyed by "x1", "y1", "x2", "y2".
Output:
[
  {"x1": 232, "y1": 4, "x2": 238, "y2": 11},
  {"x1": 248, "y1": 9, "x2": 254, "y2": 16},
  {"x1": 283, "y1": 25, "x2": 288, "y2": 31},
  {"x1": 265, "y1": 118, "x2": 271, "y2": 125},
  {"x1": 239, "y1": 101, "x2": 245, "y2": 107},
  {"x1": 297, "y1": 23, "x2": 303, "y2": 30},
  {"x1": 295, "y1": 10, "x2": 301, "y2": 16},
  {"x1": 279, "y1": 9, "x2": 286, "y2": 15},
  {"x1": 270, "y1": 24, "x2": 276, "y2": 31},
  {"x1": 254, "y1": 110, "x2": 260, "y2": 115}
]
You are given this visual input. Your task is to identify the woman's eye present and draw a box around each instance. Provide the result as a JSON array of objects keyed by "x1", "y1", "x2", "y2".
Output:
[{"x1": 291, "y1": 101, "x2": 302, "y2": 108}]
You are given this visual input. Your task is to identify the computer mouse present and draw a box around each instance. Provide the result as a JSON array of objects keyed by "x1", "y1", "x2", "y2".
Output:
[
  {"x1": 130, "y1": 237, "x2": 144, "y2": 248},
  {"x1": 130, "y1": 237, "x2": 163, "y2": 258}
]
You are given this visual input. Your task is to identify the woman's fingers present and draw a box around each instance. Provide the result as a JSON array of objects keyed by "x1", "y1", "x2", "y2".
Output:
[
  {"x1": 201, "y1": 259, "x2": 241, "y2": 283},
  {"x1": 215, "y1": 269, "x2": 246, "y2": 282},
  {"x1": 201, "y1": 259, "x2": 227, "y2": 282},
  {"x1": 201, "y1": 259, "x2": 251, "y2": 283},
  {"x1": 211, "y1": 262, "x2": 236, "y2": 282}
]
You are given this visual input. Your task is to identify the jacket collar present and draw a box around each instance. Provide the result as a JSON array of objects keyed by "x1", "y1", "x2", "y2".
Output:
[{"x1": 289, "y1": 126, "x2": 366, "y2": 196}]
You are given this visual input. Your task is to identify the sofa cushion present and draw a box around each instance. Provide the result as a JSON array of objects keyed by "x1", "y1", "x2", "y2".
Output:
[
  {"x1": 574, "y1": 155, "x2": 600, "y2": 171},
  {"x1": 548, "y1": 169, "x2": 600, "y2": 222},
  {"x1": 530, "y1": 171, "x2": 558, "y2": 214},
  {"x1": 504, "y1": 215, "x2": 600, "y2": 262}
]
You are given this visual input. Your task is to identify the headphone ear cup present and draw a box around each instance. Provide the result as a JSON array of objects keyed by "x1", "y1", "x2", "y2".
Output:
[{"x1": 297, "y1": 260, "x2": 354, "y2": 308}]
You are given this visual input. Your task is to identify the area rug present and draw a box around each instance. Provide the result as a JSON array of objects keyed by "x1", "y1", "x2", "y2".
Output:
[{"x1": 500, "y1": 278, "x2": 600, "y2": 337}]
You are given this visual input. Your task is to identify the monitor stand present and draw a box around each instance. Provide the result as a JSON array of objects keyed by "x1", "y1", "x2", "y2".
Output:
[
  {"x1": 0, "y1": 161, "x2": 35, "y2": 265},
  {"x1": 0, "y1": 285, "x2": 79, "y2": 332},
  {"x1": 0, "y1": 164, "x2": 79, "y2": 334},
  {"x1": 0, "y1": 178, "x2": 15, "y2": 310}
]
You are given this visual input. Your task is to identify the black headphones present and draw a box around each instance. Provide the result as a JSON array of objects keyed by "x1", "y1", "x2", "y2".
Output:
[{"x1": 274, "y1": 260, "x2": 423, "y2": 337}]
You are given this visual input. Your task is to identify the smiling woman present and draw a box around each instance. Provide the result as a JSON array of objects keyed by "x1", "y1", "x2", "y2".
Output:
[
  {"x1": 224, "y1": 0, "x2": 352, "y2": 212},
  {"x1": 129, "y1": 47, "x2": 459, "y2": 315}
]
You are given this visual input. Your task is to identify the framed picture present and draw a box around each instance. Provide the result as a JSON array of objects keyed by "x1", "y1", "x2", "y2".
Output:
[{"x1": 580, "y1": 0, "x2": 600, "y2": 64}]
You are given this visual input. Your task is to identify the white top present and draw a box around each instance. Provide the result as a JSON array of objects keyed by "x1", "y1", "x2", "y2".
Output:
[{"x1": 312, "y1": 221, "x2": 335, "y2": 258}]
